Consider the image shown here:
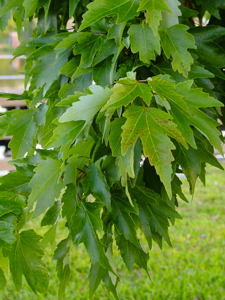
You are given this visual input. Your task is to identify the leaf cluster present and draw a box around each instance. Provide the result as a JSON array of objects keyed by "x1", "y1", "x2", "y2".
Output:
[{"x1": 0, "y1": 0, "x2": 225, "y2": 298}]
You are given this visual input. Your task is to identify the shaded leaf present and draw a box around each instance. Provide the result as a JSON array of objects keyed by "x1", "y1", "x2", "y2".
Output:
[
  {"x1": 10, "y1": 230, "x2": 49, "y2": 293},
  {"x1": 27, "y1": 158, "x2": 63, "y2": 218},
  {"x1": 83, "y1": 162, "x2": 111, "y2": 210}
]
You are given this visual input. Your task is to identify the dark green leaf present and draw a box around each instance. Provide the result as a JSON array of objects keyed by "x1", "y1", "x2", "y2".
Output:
[{"x1": 10, "y1": 230, "x2": 49, "y2": 293}]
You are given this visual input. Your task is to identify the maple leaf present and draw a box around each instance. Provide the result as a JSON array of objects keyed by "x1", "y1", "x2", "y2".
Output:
[
  {"x1": 10, "y1": 230, "x2": 49, "y2": 293},
  {"x1": 73, "y1": 34, "x2": 104, "y2": 68},
  {"x1": 79, "y1": 0, "x2": 140, "y2": 31},
  {"x1": 89, "y1": 263, "x2": 119, "y2": 299},
  {"x1": 116, "y1": 235, "x2": 149, "y2": 273},
  {"x1": 111, "y1": 192, "x2": 140, "y2": 247},
  {"x1": 83, "y1": 162, "x2": 111, "y2": 210},
  {"x1": 7, "y1": 109, "x2": 38, "y2": 159},
  {"x1": 27, "y1": 158, "x2": 63, "y2": 218},
  {"x1": 138, "y1": 0, "x2": 171, "y2": 35},
  {"x1": 160, "y1": 24, "x2": 196, "y2": 76},
  {"x1": 30, "y1": 46, "x2": 71, "y2": 96},
  {"x1": 45, "y1": 120, "x2": 85, "y2": 148},
  {"x1": 59, "y1": 85, "x2": 113, "y2": 124},
  {"x1": 128, "y1": 24, "x2": 161, "y2": 63},
  {"x1": 102, "y1": 80, "x2": 152, "y2": 111},
  {"x1": 122, "y1": 106, "x2": 187, "y2": 197},
  {"x1": 70, "y1": 202, "x2": 114, "y2": 273}
]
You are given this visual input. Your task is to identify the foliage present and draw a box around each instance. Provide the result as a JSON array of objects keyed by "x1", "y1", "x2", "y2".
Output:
[
  {"x1": 0, "y1": 0, "x2": 225, "y2": 298},
  {"x1": 0, "y1": 164, "x2": 225, "y2": 299}
]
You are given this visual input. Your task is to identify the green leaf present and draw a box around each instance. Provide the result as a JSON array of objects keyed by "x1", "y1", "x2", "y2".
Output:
[
  {"x1": 122, "y1": 105, "x2": 187, "y2": 197},
  {"x1": 79, "y1": 0, "x2": 140, "y2": 31},
  {"x1": 30, "y1": 47, "x2": 71, "y2": 96},
  {"x1": 116, "y1": 235, "x2": 149, "y2": 273},
  {"x1": 108, "y1": 23, "x2": 126, "y2": 45},
  {"x1": 64, "y1": 155, "x2": 78, "y2": 186},
  {"x1": 0, "y1": 221, "x2": 16, "y2": 246},
  {"x1": 160, "y1": 0, "x2": 181, "y2": 29},
  {"x1": 0, "y1": 0, "x2": 24, "y2": 17},
  {"x1": 10, "y1": 230, "x2": 49, "y2": 293},
  {"x1": 89, "y1": 262, "x2": 119, "y2": 300},
  {"x1": 109, "y1": 118, "x2": 126, "y2": 157},
  {"x1": 57, "y1": 262, "x2": 70, "y2": 300},
  {"x1": 46, "y1": 120, "x2": 85, "y2": 148},
  {"x1": 188, "y1": 65, "x2": 214, "y2": 79},
  {"x1": 54, "y1": 237, "x2": 71, "y2": 300},
  {"x1": 0, "y1": 169, "x2": 32, "y2": 194},
  {"x1": 128, "y1": 24, "x2": 160, "y2": 64},
  {"x1": 71, "y1": 202, "x2": 114, "y2": 273},
  {"x1": 61, "y1": 184, "x2": 77, "y2": 222},
  {"x1": 175, "y1": 80, "x2": 223, "y2": 153},
  {"x1": 102, "y1": 81, "x2": 153, "y2": 111},
  {"x1": 59, "y1": 85, "x2": 113, "y2": 124},
  {"x1": 60, "y1": 57, "x2": 80, "y2": 77},
  {"x1": 73, "y1": 34, "x2": 104, "y2": 68},
  {"x1": 196, "y1": 0, "x2": 225, "y2": 19},
  {"x1": 160, "y1": 24, "x2": 196, "y2": 76},
  {"x1": 190, "y1": 26, "x2": 225, "y2": 79},
  {"x1": 138, "y1": 0, "x2": 171, "y2": 35},
  {"x1": 0, "y1": 267, "x2": 7, "y2": 290},
  {"x1": 38, "y1": 101, "x2": 62, "y2": 148},
  {"x1": 83, "y1": 162, "x2": 111, "y2": 210},
  {"x1": 41, "y1": 201, "x2": 61, "y2": 226},
  {"x1": 69, "y1": 0, "x2": 80, "y2": 17},
  {"x1": 23, "y1": 0, "x2": 38, "y2": 18},
  {"x1": 93, "y1": 39, "x2": 120, "y2": 66},
  {"x1": 111, "y1": 192, "x2": 139, "y2": 247},
  {"x1": 27, "y1": 158, "x2": 63, "y2": 218},
  {"x1": 148, "y1": 75, "x2": 220, "y2": 149},
  {"x1": 7, "y1": 110, "x2": 38, "y2": 159}
]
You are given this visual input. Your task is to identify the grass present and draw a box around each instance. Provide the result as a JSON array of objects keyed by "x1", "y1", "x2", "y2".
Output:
[{"x1": 1, "y1": 163, "x2": 225, "y2": 299}]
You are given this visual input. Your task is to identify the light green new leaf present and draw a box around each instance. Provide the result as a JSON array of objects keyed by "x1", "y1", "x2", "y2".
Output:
[
  {"x1": 27, "y1": 158, "x2": 63, "y2": 218},
  {"x1": 83, "y1": 162, "x2": 111, "y2": 210},
  {"x1": 46, "y1": 120, "x2": 85, "y2": 148},
  {"x1": 128, "y1": 24, "x2": 160, "y2": 63},
  {"x1": 7, "y1": 110, "x2": 38, "y2": 159},
  {"x1": 59, "y1": 85, "x2": 113, "y2": 124},
  {"x1": 79, "y1": 0, "x2": 140, "y2": 31},
  {"x1": 160, "y1": 24, "x2": 196, "y2": 76},
  {"x1": 122, "y1": 106, "x2": 187, "y2": 197},
  {"x1": 138, "y1": 0, "x2": 171, "y2": 35},
  {"x1": 10, "y1": 230, "x2": 49, "y2": 293},
  {"x1": 71, "y1": 203, "x2": 114, "y2": 273},
  {"x1": 102, "y1": 82, "x2": 152, "y2": 111}
]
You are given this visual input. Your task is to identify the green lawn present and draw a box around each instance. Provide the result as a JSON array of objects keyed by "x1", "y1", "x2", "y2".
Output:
[{"x1": 1, "y1": 163, "x2": 225, "y2": 300}]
